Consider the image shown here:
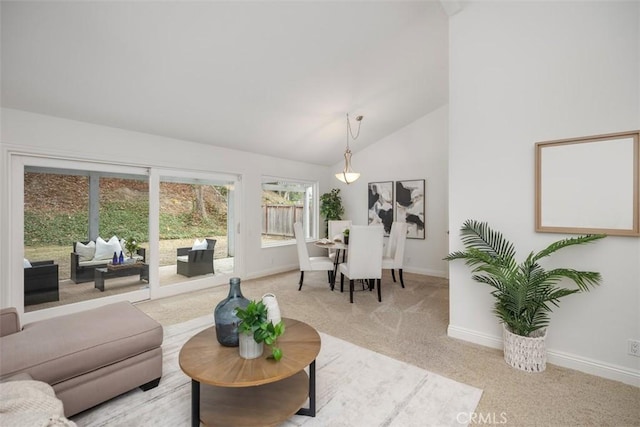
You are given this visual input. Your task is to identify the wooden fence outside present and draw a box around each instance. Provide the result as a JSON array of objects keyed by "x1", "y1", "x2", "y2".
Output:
[{"x1": 261, "y1": 205, "x2": 303, "y2": 237}]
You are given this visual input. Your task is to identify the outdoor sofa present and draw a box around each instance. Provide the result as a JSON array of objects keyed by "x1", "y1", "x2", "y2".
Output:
[{"x1": 71, "y1": 238, "x2": 146, "y2": 283}]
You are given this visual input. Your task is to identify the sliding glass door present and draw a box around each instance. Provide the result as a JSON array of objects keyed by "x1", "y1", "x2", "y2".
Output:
[
  {"x1": 16, "y1": 157, "x2": 150, "y2": 314},
  {"x1": 158, "y1": 174, "x2": 236, "y2": 287},
  {"x1": 11, "y1": 155, "x2": 241, "y2": 320}
]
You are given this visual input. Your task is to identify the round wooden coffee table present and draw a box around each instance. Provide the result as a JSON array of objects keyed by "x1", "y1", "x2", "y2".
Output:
[{"x1": 179, "y1": 318, "x2": 321, "y2": 427}]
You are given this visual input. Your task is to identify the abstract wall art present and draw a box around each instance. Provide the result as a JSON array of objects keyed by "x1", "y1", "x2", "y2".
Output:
[
  {"x1": 395, "y1": 179, "x2": 425, "y2": 239},
  {"x1": 368, "y1": 181, "x2": 394, "y2": 236}
]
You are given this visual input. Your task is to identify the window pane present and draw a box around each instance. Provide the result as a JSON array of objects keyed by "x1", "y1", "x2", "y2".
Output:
[{"x1": 261, "y1": 178, "x2": 317, "y2": 246}]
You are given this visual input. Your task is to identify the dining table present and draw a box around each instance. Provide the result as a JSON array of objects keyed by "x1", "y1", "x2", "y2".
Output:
[{"x1": 314, "y1": 239, "x2": 348, "y2": 290}]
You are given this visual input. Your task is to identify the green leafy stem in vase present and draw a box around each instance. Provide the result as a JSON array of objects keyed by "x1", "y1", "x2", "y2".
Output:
[
  {"x1": 124, "y1": 238, "x2": 140, "y2": 259},
  {"x1": 235, "y1": 300, "x2": 286, "y2": 361}
]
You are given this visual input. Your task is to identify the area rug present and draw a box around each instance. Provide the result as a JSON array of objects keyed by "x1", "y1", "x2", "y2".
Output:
[{"x1": 71, "y1": 315, "x2": 482, "y2": 426}]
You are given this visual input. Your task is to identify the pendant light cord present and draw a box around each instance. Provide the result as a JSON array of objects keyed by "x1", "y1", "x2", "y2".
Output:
[{"x1": 346, "y1": 113, "x2": 363, "y2": 150}]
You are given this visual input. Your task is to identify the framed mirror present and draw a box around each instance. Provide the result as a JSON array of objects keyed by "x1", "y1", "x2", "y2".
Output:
[{"x1": 535, "y1": 130, "x2": 639, "y2": 236}]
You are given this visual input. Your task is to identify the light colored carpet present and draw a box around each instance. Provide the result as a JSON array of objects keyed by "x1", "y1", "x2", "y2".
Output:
[
  {"x1": 71, "y1": 314, "x2": 482, "y2": 427},
  {"x1": 132, "y1": 270, "x2": 640, "y2": 426}
]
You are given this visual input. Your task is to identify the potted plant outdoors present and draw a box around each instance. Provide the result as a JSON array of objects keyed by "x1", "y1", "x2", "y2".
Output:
[
  {"x1": 124, "y1": 238, "x2": 141, "y2": 263},
  {"x1": 445, "y1": 219, "x2": 605, "y2": 372},
  {"x1": 235, "y1": 300, "x2": 286, "y2": 361},
  {"x1": 320, "y1": 188, "x2": 345, "y2": 237}
]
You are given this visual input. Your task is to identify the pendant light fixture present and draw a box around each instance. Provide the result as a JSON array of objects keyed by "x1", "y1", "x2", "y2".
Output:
[{"x1": 335, "y1": 113, "x2": 363, "y2": 184}]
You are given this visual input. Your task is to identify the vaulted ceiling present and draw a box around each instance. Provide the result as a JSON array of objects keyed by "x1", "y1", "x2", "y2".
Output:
[{"x1": 1, "y1": 1, "x2": 449, "y2": 166}]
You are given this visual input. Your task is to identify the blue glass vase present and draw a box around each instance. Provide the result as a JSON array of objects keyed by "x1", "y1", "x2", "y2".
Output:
[{"x1": 214, "y1": 277, "x2": 249, "y2": 347}]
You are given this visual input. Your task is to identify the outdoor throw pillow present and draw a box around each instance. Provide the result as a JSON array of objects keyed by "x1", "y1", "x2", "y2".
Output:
[
  {"x1": 23, "y1": 259, "x2": 32, "y2": 268},
  {"x1": 192, "y1": 239, "x2": 208, "y2": 250},
  {"x1": 75, "y1": 241, "x2": 96, "y2": 262},
  {"x1": 94, "y1": 236, "x2": 123, "y2": 260}
]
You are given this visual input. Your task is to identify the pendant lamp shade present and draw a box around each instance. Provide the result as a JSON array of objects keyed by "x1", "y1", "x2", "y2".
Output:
[{"x1": 335, "y1": 149, "x2": 360, "y2": 184}]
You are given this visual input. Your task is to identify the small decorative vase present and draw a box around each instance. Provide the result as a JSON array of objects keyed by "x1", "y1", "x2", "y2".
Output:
[
  {"x1": 261, "y1": 293, "x2": 281, "y2": 324},
  {"x1": 214, "y1": 277, "x2": 250, "y2": 347},
  {"x1": 344, "y1": 235, "x2": 349, "y2": 245},
  {"x1": 239, "y1": 332, "x2": 263, "y2": 359}
]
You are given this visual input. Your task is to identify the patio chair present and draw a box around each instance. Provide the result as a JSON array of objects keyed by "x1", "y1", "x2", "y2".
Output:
[
  {"x1": 24, "y1": 260, "x2": 59, "y2": 305},
  {"x1": 176, "y1": 238, "x2": 216, "y2": 277}
]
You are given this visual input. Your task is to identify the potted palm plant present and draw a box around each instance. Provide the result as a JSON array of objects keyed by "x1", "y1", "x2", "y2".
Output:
[
  {"x1": 445, "y1": 219, "x2": 605, "y2": 372},
  {"x1": 320, "y1": 188, "x2": 345, "y2": 237}
]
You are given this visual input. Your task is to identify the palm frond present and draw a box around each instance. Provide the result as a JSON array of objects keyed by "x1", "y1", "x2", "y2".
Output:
[
  {"x1": 458, "y1": 219, "x2": 516, "y2": 262},
  {"x1": 545, "y1": 268, "x2": 602, "y2": 292},
  {"x1": 532, "y1": 234, "x2": 606, "y2": 263}
]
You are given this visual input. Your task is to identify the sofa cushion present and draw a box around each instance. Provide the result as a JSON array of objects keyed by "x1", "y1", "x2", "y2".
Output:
[
  {"x1": 93, "y1": 236, "x2": 122, "y2": 261},
  {"x1": 75, "y1": 241, "x2": 96, "y2": 262},
  {"x1": 0, "y1": 302, "x2": 163, "y2": 386},
  {"x1": 77, "y1": 259, "x2": 109, "y2": 267},
  {"x1": 191, "y1": 238, "x2": 208, "y2": 250}
]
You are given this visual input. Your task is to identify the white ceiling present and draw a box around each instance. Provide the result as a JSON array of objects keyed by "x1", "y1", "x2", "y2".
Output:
[{"x1": 1, "y1": 1, "x2": 449, "y2": 166}]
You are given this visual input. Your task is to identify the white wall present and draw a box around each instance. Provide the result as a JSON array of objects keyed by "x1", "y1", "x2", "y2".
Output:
[
  {"x1": 449, "y1": 1, "x2": 640, "y2": 386},
  {"x1": 332, "y1": 105, "x2": 449, "y2": 277},
  {"x1": 0, "y1": 108, "x2": 333, "y2": 304}
]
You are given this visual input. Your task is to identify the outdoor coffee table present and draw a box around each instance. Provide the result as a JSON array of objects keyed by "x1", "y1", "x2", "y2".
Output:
[
  {"x1": 179, "y1": 318, "x2": 321, "y2": 427},
  {"x1": 94, "y1": 262, "x2": 149, "y2": 292}
]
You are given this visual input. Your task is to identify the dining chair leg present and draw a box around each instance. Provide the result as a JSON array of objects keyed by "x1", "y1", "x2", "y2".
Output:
[
  {"x1": 399, "y1": 269, "x2": 405, "y2": 288},
  {"x1": 391, "y1": 269, "x2": 397, "y2": 283},
  {"x1": 340, "y1": 273, "x2": 345, "y2": 293},
  {"x1": 377, "y1": 278, "x2": 382, "y2": 302},
  {"x1": 298, "y1": 271, "x2": 304, "y2": 291},
  {"x1": 349, "y1": 279, "x2": 354, "y2": 303}
]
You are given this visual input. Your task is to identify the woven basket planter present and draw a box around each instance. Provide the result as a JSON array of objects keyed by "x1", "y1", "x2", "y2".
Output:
[{"x1": 502, "y1": 325, "x2": 547, "y2": 372}]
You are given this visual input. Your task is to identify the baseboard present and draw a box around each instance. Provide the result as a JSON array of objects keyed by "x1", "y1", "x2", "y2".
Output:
[
  {"x1": 404, "y1": 266, "x2": 448, "y2": 278},
  {"x1": 247, "y1": 266, "x2": 449, "y2": 281},
  {"x1": 245, "y1": 264, "x2": 299, "y2": 281},
  {"x1": 447, "y1": 325, "x2": 640, "y2": 387}
]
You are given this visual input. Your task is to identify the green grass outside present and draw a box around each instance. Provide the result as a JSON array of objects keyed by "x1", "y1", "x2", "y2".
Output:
[{"x1": 25, "y1": 200, "x2": 226, "y2": 247}]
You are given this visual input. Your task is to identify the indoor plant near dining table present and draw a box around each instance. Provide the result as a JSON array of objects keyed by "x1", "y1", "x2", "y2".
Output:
[
  {"x1": 445, "y1": 219, "x2": 605, "y2": 372},
  {"x1": 320, "y1": 188, "x2": 345, "y2": 237},
  {"x1": 235, "y1": 300, "x2": 285, "y2": 361}
]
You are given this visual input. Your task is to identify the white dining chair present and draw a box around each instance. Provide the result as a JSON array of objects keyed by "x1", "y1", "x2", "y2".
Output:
[
  {"x1": 338, "y1": 225, "x2": 384, "y2": 303},
  {"x1": 327, "y1": 220, "x2": 352, "y2": 262},
  {"x1": 382, "y1": 221, "x2": 408, "y2": 288},
  {"x1": 294, "y1": 222, "x2": 334, "y2": 291}
]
